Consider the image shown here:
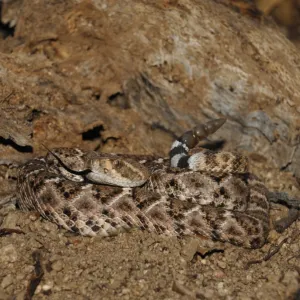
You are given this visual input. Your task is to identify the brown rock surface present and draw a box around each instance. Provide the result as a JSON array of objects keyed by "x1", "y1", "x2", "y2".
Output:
[{"x1": 0, "y1": 0, "x2": 299, "y2": 299}]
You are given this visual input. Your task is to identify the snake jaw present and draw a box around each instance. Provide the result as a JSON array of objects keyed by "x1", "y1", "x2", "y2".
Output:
[{"x1": 85, "y1": 157, "x2": 149, "y2": 187}]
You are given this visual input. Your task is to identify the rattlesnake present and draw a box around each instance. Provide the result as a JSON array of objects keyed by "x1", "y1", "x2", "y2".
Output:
[{"x1": 16, "y1": 118, "x2": 270, "y2": 249}]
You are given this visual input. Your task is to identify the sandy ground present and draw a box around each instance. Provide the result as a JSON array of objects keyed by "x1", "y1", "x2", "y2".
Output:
[
  {"x1": 0, "y1": 0, "x2": 300, "y2": 299},
  {"x1": 0, "y1": 206, "x2": 299, "y2": 299}
]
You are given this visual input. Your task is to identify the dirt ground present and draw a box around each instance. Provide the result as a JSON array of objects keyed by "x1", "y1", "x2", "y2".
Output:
[{"x1": 0, "y1": 0, "x2": 300, "y2": 299}]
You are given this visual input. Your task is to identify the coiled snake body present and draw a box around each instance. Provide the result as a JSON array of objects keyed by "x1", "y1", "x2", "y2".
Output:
[{"x1": 16, "y1": 119, "x2": 270, "y2": 249}]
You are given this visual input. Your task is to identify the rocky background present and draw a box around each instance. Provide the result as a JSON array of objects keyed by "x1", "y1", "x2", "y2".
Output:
[{"x1": 0, "y1": 0, "x2": 299, "y2": 299}]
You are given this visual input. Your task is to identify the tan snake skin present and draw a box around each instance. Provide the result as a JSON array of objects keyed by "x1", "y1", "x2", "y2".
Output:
[{"x1": 16, "y1": 119, "x2": 270, "y2": 249}]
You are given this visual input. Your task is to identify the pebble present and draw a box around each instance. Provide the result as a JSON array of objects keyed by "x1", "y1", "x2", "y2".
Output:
[
  {"x1": 0, "y1": 244, "x2": 17, "y2": 263},
  {"x1": 121, "y1": 288, "x2": 130, "y2": 294},
  {"x1": 1, "y1": 213, "x2": 19, "y2": 229},
  {"x1": 52, "y1": 260, "x2": 64, "y2": 272},
  {"x1": 290, "y1": 243, "x2": 299, "y2": 253},
  {"x1": 282, "y1": 270, "x2": 299, "y2": 285},
  {"x1": 35, "y1": 285, "x2": 41, "y2": 294},
  {"x1": 203, "y1": 289, "x2": 214, "y2": 298},
  {"x1": 214, "y1": 270, "x2": 226, "y2": 279},
  {"x1": 217, "y1": 282, "x2": 229, "y2": 296},
  {"x1": 42, "y1": 282, "x2": 53, "y2": 292},
  {"x1": 180, "y1": 238, "x2": 199, "y2": 261},
  {"x1": 29, "y1": 214, "x2": 39, "y2": 221},
  {"x1": 217, "y1": 261, "x2": 227, "y2": 269},
  {"x1": 1, "y1": 275, "x2": 13, "y2": 289},
  {"x1": 41, "y1": 222, "x2": 58, "y2": 233}
]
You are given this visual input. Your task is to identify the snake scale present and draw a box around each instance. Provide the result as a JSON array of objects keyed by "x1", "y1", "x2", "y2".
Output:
[{"x1": 16, "y1": 118, "x2": 270, "y2": 249}]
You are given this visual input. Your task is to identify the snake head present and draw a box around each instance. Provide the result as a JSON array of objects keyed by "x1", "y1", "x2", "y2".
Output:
[{"x1": 85, "y1": 155, "x2": 150, "y2": 187}]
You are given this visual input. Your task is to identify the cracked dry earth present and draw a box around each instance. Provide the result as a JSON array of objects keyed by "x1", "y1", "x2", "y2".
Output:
[{"x1": 0, "y1": 0, "x2": 300, "y2": 299}]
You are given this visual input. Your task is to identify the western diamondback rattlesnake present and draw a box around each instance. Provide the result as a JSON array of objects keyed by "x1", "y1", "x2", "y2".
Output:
[{"x1": 16, "y1": 118, "x2": 270, "y2": 249}]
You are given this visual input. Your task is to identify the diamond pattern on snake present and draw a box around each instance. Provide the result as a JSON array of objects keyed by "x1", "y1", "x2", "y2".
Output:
[{"x1": 16, "y1": 118, "x2": 270, "y2": 249}]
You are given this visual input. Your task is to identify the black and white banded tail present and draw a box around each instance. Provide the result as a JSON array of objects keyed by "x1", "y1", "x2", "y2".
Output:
[{"x1": 169, "y1": 118, "x2": 248, "y2": 174}]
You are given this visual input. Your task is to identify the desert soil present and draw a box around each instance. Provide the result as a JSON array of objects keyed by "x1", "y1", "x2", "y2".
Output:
[{"x1": 0, "y1": 0, "x2": 300, "y2": 299}]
